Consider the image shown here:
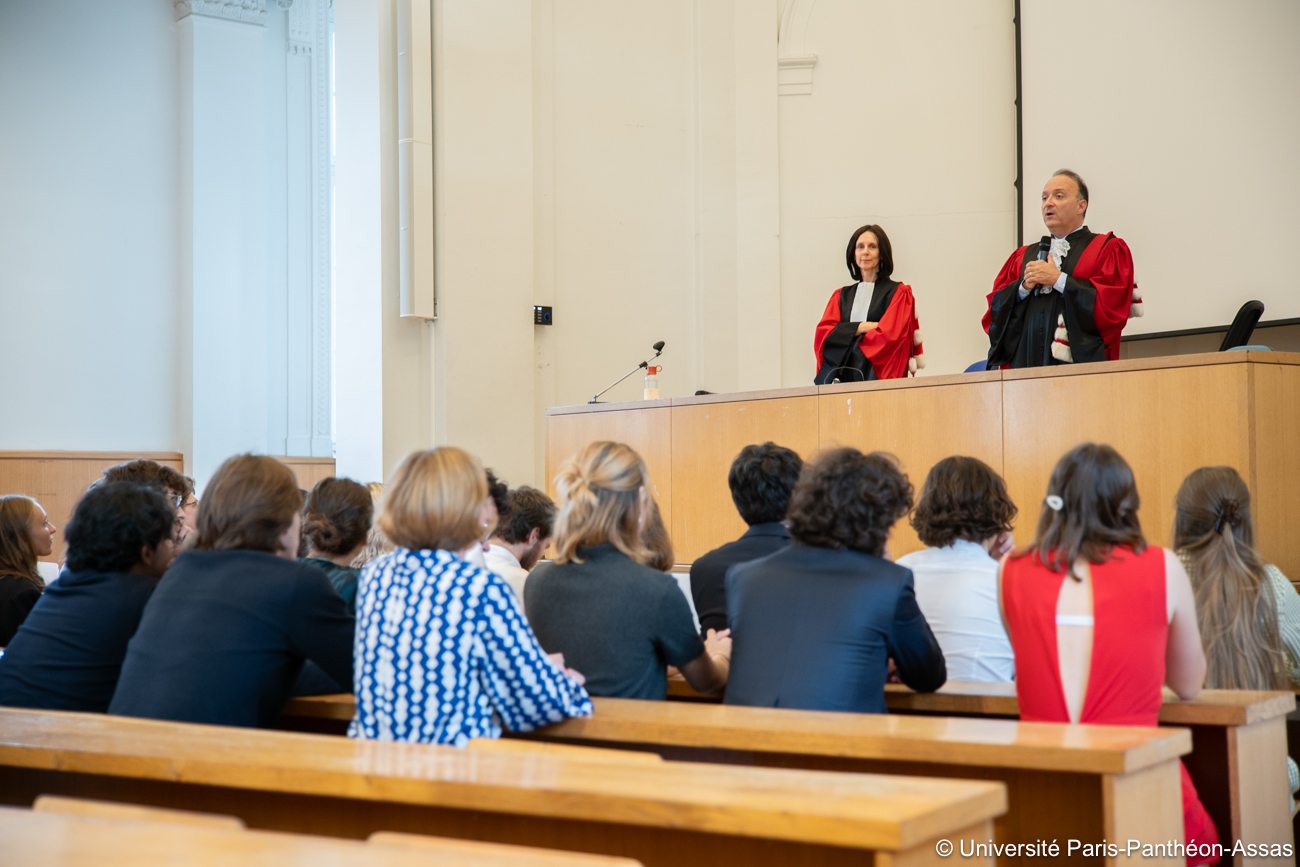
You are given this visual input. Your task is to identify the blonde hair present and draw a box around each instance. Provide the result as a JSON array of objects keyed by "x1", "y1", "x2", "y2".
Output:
[
  {"x1": 1174, "y1": 466, "x2": 1286, "y2": 690},
  {"x1": 0, "y1": 495, "x2": 43, "y2": 588},
  {"x1": 379, "y1": 448, "x2": 487, "y2": 552},
  {"x1": 351, "y1": 482, "x2": 394, "y2": 568},
  {"x1": 552, "y1": 441, "x2": 651, "y2": 565}
]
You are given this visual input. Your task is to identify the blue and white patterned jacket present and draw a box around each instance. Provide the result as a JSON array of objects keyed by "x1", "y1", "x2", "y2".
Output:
[{"x1": 349, "y1": 547, "x2": 592, "y2": 745}]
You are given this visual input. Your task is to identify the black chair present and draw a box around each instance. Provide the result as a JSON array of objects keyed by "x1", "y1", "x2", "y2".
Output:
[{"x1": 1219, "y1": 300, "x2": 1264, "y2": 351}]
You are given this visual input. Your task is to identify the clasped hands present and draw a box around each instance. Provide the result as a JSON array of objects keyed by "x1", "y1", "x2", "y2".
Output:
[
  {"x1": 855, "y1": 321, "x2": 879, "y2": 335},
  {"x1": 1022, "y1": 258, "x2": 1062, "y2": 291}
]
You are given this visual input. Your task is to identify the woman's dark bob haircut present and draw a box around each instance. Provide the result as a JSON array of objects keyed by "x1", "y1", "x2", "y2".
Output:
[
  {"x1": 911, "y1": 456, "x2": 1016, "y2": 548},
  {"x1": 787, "y1": 448, "x2": 913, "y2": 556},
  {"x1": 1015, "y1": 442, "x2": 1146, "y2": 578},
  {"x1": 845, "y1": 224, "x2": 895, "y2": 283}
]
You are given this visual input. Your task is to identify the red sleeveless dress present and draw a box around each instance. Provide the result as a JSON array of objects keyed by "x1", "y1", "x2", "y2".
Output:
[{"x1": 1002, "y1": 546, "x2": 1219, "y2": 865}]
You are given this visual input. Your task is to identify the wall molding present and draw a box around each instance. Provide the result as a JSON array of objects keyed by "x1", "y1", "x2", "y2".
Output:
[
  {"x1": 174, "y1": 0, "x2": 267, "y2": 25},
  {"x1": 777, "y1": 0, "x2": 817, "y2": 96}
]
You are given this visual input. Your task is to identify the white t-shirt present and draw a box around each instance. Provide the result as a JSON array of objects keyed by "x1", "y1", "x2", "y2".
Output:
[
  {"x1": 484, "y1": 544, "x2": 530, "y2": 606},
  {"x1": 896, "y1": 540, "x2": 1015, "y2": 683}
]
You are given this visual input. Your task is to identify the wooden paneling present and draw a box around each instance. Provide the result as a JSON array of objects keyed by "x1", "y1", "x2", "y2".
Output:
[
  {"x1": 1000, "y1": 362, "x2": 1252, "y2": 551},
  {"x1": 1249, "y1": 362, "x2": 1300, "y2": 579},
  {"x1": 818, "y1": 379, "x2": 1004, "y2": 559},
  {"x1": 34, "y1": 795, "x2": 245, "y2": 830},
  {"x1": 276, "y1": 456, "x2": 338, "y2": 491},
  {"x1": 545, "y1": 408, "x2": 673, "y2": 533},
  {"x1": 0, "y1": 451, "x2": 183, "y2": 563},
  {"x1": 669, "y1": 396, "x2": 819, "y2": 563}
]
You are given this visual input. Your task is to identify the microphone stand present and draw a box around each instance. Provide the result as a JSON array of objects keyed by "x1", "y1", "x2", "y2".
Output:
[{"x1": 589, "y1": 345, "x2": 664, "y2": 404}]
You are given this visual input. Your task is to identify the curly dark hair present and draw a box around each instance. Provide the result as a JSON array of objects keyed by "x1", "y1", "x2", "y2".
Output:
[
  {"x1": 65, "y1": 483, "x2": 175, "y2": 573},
  {"x1": 787, "y1": 449, "x2": 913, "y2": 556},
  {"x1": 101, "y1": 459, "x2": 193, "y2": 503},
  {"x1": 302, "y1": 477, "x2": 374, "y2": 556},
  {"x1": 497, "y1": 486, "x2": 557, "y2": 545},
  {"x1": 728, "y1": 442, "x2": 804, "y2": 526},
  {"x1": 485, "y1": 469, "x2": 509, "y2": 519},
  {"x1": 911, "y1": 456, "x2": 1017, "y2": 548}
]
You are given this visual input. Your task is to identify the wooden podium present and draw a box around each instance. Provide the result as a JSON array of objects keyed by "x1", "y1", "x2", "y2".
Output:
[{"x1": 546, "y1": 351, "x2": 1300, "y2": 576}]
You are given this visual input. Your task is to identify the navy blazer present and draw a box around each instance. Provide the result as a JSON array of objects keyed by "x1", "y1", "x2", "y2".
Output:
[
  {"x1": 724, "y1": 543, "x2": 945, "y2": 713},
  {"x1": 0, "y1": 568, "x2": 159, "y2": 712},
  {"x1": 109, "y1": 550, "x2": 354, "y2": 728},
  {"x1": 689, "y1": 522, "x2": 791, "y2": 635}
]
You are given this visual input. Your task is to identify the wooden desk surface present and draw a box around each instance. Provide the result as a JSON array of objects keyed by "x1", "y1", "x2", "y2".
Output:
[
  {"x1": 545, "y1": 350, "x2": 1298, "y2": 415},
  {"x1": 881, "y1": 681, "x2": 1297, "y2": 727},
  {"x1": 0, "y1": 708, "x2": 1005, "y2": 852},
  {"x1": 282, "y1": 693, "x2": 1189, "y2": 775},
  {"x1": 0, "y1": 806, "x2": 642, "y2": 867}
]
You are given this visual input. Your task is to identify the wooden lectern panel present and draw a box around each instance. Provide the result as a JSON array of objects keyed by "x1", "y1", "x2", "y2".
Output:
[
  {"x1": 545, "y1": 408, "x2": 673, "y2": 533},
  {"x1": 670, "y1": 397, "x2": 819, "y2": 564},
  {"x1": 1251, "y1": 361, "x2": 1300, "y2": 580},
  {"x1": 1001, "y1": 362, "x2": 1251, "y2": 551},
  {"x1": 818, "y1": 380, "x2": 1003, "y2": 559}
]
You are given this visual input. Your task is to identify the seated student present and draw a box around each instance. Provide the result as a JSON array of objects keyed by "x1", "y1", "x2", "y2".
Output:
[
  {"x1": 350, "y1": 481, "x2": 392, "y2": 568},
  {"x1": 525, "y1": 441, "x2": 731, "y2": 699},
  {"x1": 998, "y1": 443, "x2": 1218, "y2": 863},
  {"x1": 896, "y1": 456, "x2": 1017, "y2": 682},
  {"x1": 724, "y1": 449, "x2": 945, "y2": 712},
  {"x1": 0, "y1": 496, "x2": 57, "y2": 646},
  {"x1": 690, "y1": 443, "x2": 803, "y2": 636},
  {"x1": 641, "y1": 498, "x2": 675, "y2": 573},
  {"x1": 101, "y1": 459, "x2": 195, "y2": 544},
  {"x1": 0, "y1": 483, "x2": 175, "y2": 711},
  {"x1": 484, "y1": 486, "x2": 557, "y2": 602},
  {"x1": 299, "y1": 476, "x2": 374, "y2": 614},
  {"x1": 109, "y1": 454, "x2": 354, "y2": 728},
  {"x1": 350, "y1": 447, "x2": 591, "y2": 745},
  {"x1": 1173, "y1": 466, "x2": 1300, "y2": 804}
]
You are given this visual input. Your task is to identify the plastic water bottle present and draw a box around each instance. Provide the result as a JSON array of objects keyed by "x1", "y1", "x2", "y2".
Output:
[{"x1": 643, "y1": 365, "x2": 661, "y2": 400}]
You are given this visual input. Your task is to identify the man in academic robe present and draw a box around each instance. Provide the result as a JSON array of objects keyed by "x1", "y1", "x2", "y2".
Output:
[{"x1": 982, "y1": 169, "x2": 1140, "y2": 368}]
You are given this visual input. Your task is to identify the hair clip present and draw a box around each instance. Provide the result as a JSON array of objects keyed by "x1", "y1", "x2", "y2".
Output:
[{"x1": 1045, "y1": 495, "x2": 1064, "y2": 512}]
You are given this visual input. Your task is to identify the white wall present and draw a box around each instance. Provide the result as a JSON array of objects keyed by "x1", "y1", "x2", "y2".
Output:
[
  {"x1": 0, "y1": 0, "x2": 178, "y2": 452},
  {"x1": 777, "y1": 0, "x2": 1017, "y2": 383}
]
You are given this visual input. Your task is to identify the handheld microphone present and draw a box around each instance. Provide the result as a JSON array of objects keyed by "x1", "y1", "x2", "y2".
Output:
[
  {"x1": 589, "y1": 340, "x2": 667, "y2": 404},
  {"x1": 1037, "y1": 236, "x2": 1051, "y2": 261},
  {"x1": 1025, "y1": 236, "x2": 1052, "y2": 292}
]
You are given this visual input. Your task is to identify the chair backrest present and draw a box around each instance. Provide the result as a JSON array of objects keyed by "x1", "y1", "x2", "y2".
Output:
[
  {"x1": 1219, "y1": 300, "x2": 1265, "y2": 351},
  {"x1": 964, "y1": 360, "x2": 989, "y2": 373}
]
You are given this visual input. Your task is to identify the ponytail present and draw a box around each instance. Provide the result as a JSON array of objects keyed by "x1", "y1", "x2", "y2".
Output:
[
  {"x1": 1174, "y1": 467, "x2": 1286, "y2": 690},
  {"x1": 551, "y1": 441, "x2": 652, "y2": 566}
]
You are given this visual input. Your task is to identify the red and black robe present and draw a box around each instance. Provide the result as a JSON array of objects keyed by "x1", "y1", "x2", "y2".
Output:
[
  {"x1": 814, "y1": 280, "x2": 923, "y2": 383},
  {"x1": 982, "y1": 227, "x2": 1135, "y2": 368}
]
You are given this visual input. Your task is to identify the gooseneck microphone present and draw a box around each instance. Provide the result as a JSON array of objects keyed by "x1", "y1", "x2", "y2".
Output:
[{"x1": 589, "y1": 341, "x2": 666, "y2": 404}]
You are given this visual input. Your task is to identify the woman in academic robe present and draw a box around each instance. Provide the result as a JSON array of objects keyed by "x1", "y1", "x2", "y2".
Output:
[{"x1": 814, "y1": 224, "x2": 924, "y2": 384}]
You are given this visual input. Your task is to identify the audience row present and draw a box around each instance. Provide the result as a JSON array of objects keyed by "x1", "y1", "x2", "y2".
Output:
[{"x1": 0, "y1": 440, "x2": 1296, "y2": 842}]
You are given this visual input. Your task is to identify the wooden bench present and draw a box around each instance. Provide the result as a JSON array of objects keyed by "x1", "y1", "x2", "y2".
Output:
[
  {"x1": 0, "y1": 708, "x2": 1004, "y2": 867},
  {"x1": 880, "y1": 681, "x2": 1296, "y2": 866},
  {"x1": 282, "y1": 692, "x2": 1191, "y2": 866},
  {"x1": 0, "y1": 803, "x2": 642, "y2": 866}
]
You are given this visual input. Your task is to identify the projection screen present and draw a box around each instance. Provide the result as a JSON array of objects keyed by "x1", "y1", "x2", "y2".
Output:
[{"x1": 1020, "y1": 0, "x2": 1300, "y2": 334}]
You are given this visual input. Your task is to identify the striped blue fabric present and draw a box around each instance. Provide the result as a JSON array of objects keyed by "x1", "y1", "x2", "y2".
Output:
[{"x1": 349, "y1": 547, "x2": 592, "y2": 746}]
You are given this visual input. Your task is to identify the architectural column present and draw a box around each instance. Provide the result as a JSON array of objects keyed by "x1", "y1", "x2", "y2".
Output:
[
  {"x1": 175, "y1": 0, "x2": 271, "y2": 486},
  {"x1": 284, "y1": 0, "x2": 333, "y2": 457}
]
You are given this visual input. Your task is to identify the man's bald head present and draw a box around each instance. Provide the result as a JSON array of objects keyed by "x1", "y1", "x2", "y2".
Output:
[{"x1": 1042, "y1": 169, "x2": 1089, "y2": 237}]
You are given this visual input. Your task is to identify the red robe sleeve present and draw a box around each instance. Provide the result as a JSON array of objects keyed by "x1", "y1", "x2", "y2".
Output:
[
  {"x1": 813, "y1": 289, "x2": 845, "y2": 370},
  {"x1": 1077, "y1": 236, "x2": 1135, "y2": 361},
  {"x1": 861, "y1": 284, "x2": 920, "y2": 380},
  {"x1": 983, "y1": 247, "x2": 1029, "y2": 335}
]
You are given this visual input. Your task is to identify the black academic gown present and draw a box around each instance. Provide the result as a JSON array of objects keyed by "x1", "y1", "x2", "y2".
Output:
[
  {"x1": 986, "y1": 228, "x2": 1107, "y2": 368},
  {"x1": 814, "y1": 280, "x2": 898, "y2": 384}
]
